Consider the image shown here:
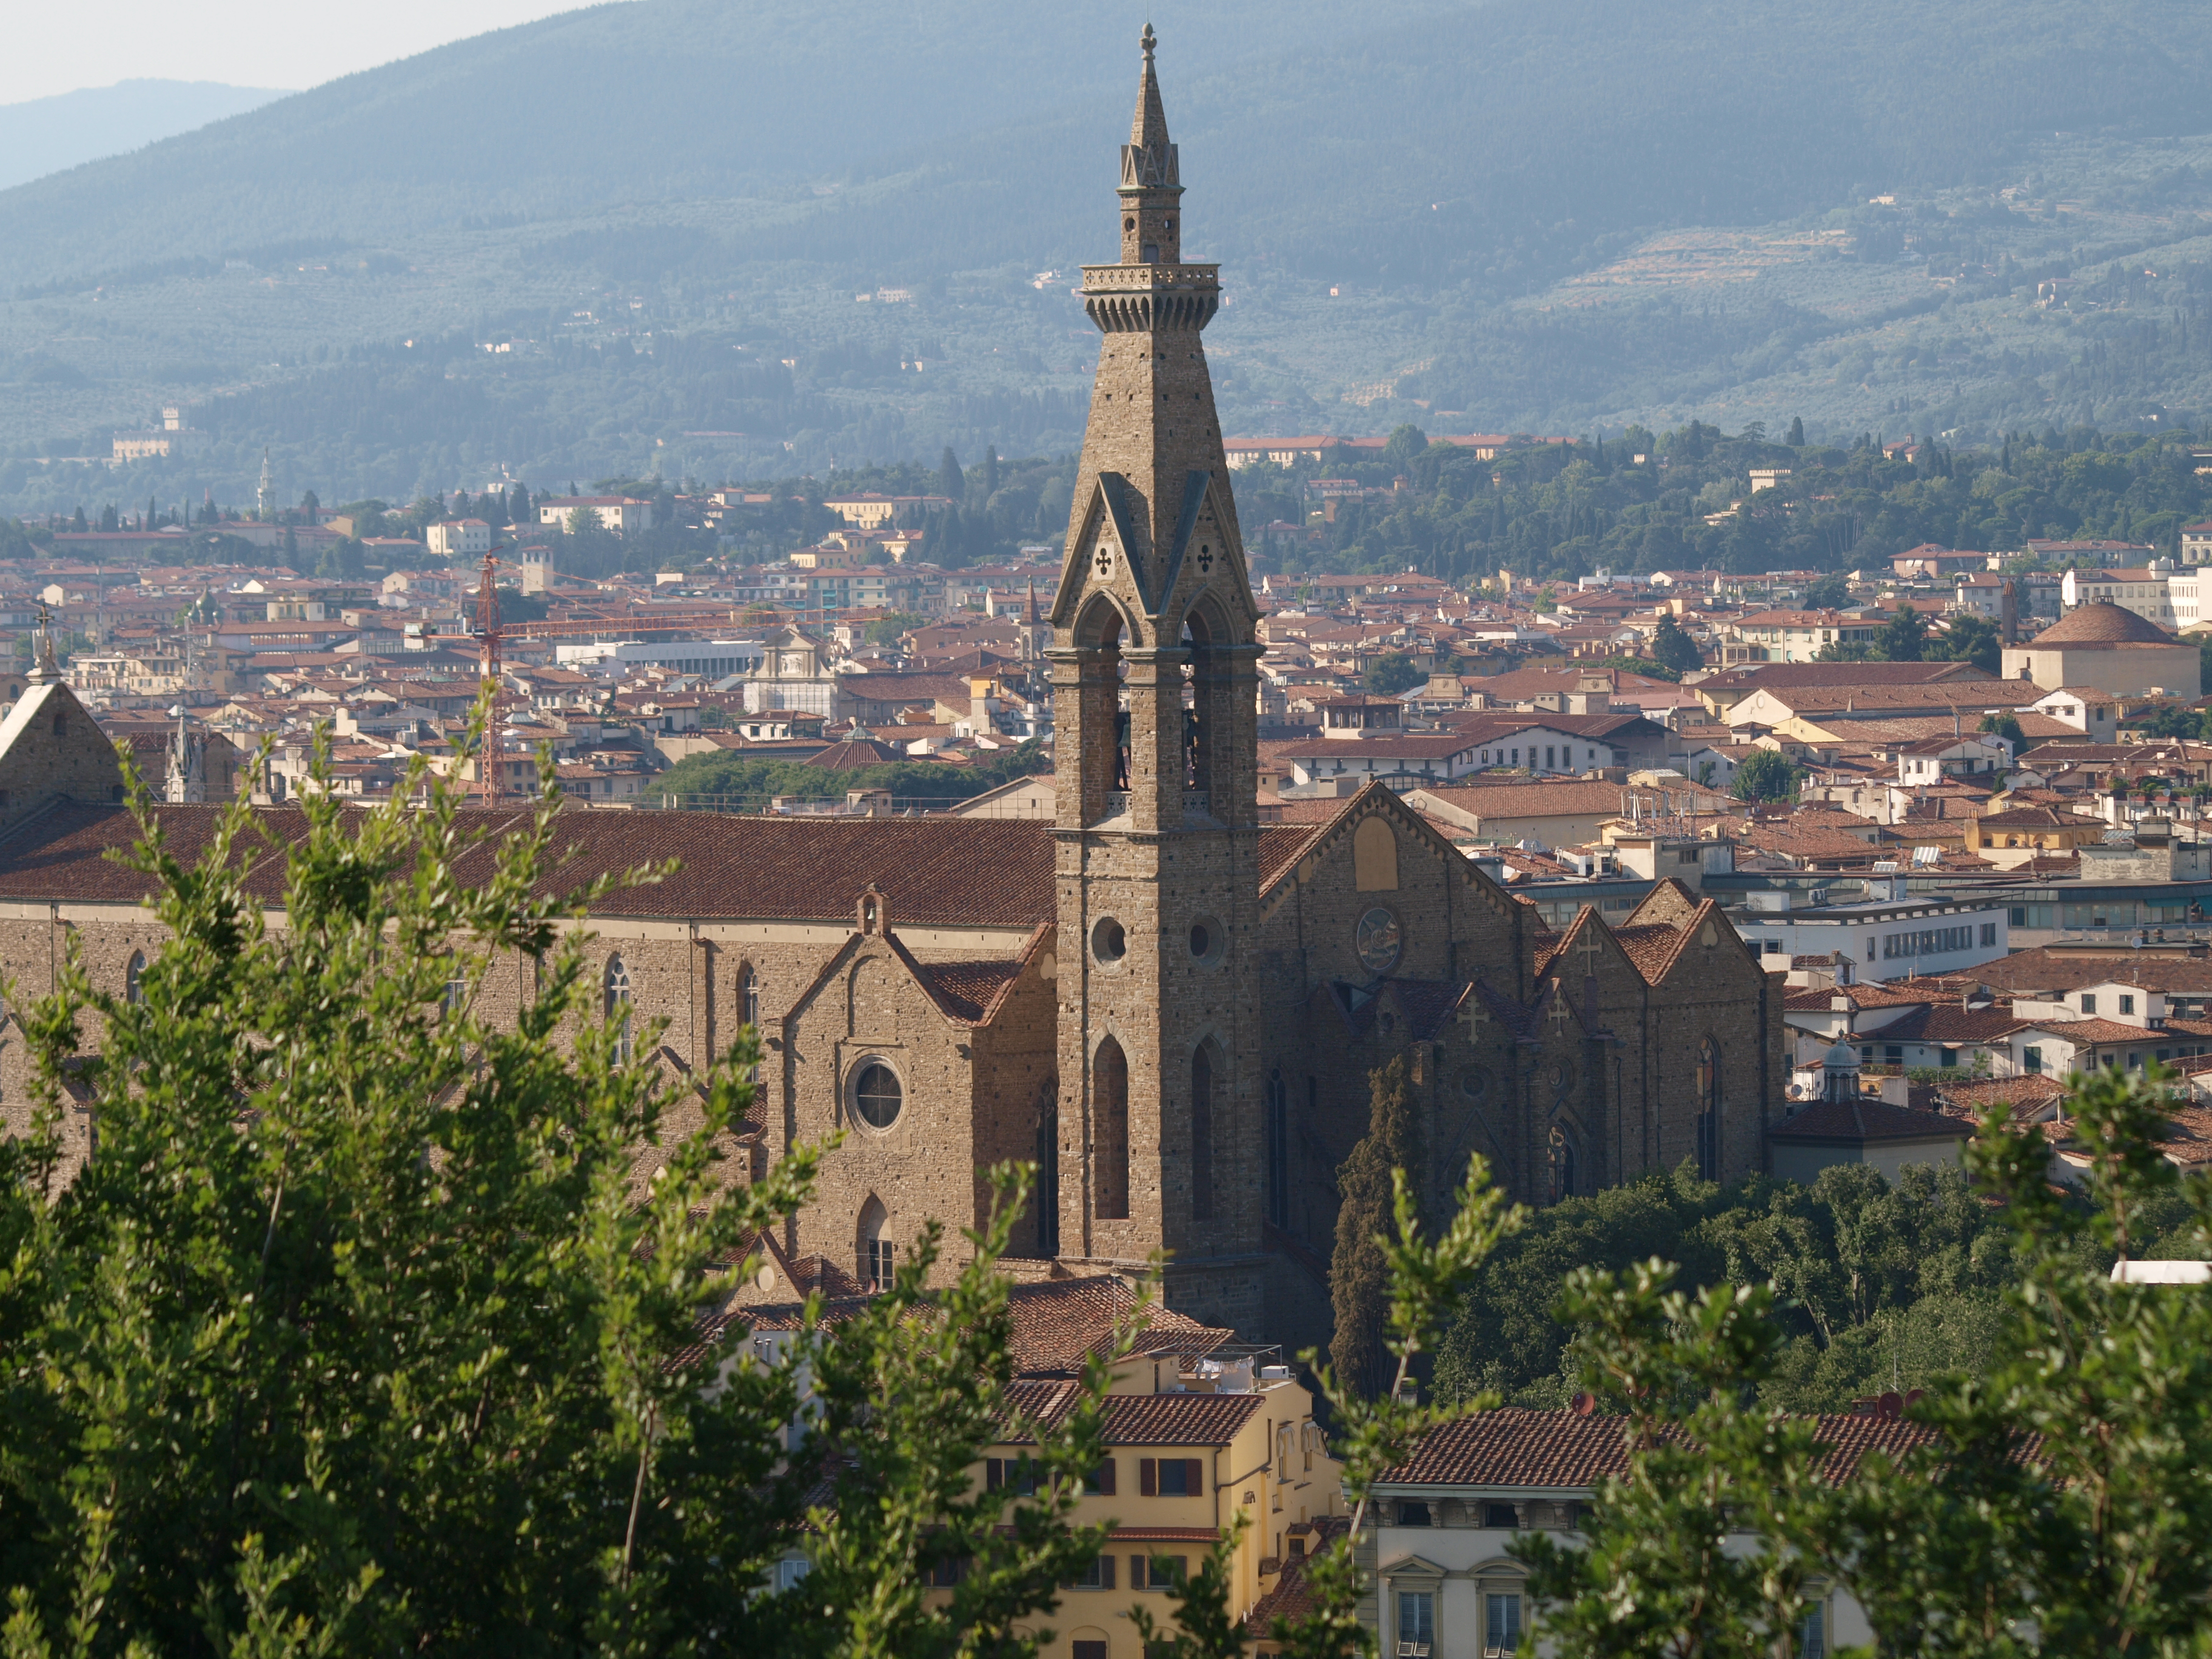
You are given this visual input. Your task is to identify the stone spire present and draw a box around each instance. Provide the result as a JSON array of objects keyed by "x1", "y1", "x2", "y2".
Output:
[
  {"x1": 1128, "y1": 24, "x2": 1175, "y2": 168},
  {"x1": 1118, "y1": 24, "x2": 1182, "y2": 263}
]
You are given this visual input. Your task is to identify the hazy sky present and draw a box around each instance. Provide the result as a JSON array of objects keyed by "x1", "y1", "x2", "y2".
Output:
[{"x1": 3, "y1": 0, "x2": 586, "y2": 103}]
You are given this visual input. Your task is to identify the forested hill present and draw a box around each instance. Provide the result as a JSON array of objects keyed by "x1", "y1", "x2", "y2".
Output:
[
  {"x1": 21, "y1": 1, "x2": 2212, "y2": 509},
  {"x1": 7, "y1": 0, "x2": 2212, "y2": 295}
]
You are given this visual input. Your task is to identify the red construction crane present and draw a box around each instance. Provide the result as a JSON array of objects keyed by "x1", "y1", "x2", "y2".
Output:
[{"x1": 475, "y1": 551, "x2": 503, "y2": 806}]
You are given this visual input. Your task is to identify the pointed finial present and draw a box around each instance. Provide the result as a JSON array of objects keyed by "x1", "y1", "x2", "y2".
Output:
[
  {"x1": 1142, "y1": 21, "x2": 1156, "y2": 58},
  {"x1": 28, "y1": 602, "x2": 56, "y2": 683}
]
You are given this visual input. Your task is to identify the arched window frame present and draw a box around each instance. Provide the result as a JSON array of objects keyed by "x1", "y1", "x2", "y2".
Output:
[
  {"x1": 857, "y1": 1195, "x2": 893, "y2": 1289},
  {"x1": 605, "y1": 954, "x2": 633, "y2": 1068},
  {"x1": 125, "y1": 950, "x2": 146, "y2": 1007},
  {"x1": 1695, "y1": 1037, "x2": 1721, "y2": 1182},
  {"x1": 1094, "y1": 1034, "x2": 1130, "y2": 1222}
]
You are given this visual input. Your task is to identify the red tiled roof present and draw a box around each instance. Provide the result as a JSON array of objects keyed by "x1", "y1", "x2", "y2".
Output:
[
  {"x1": 1376, "y1": 1407, "x2": 1950, "y2": 1489},
  {"x1": 1768, "y1": 1098, "x2": 1974, "y2": 1142},
  {"x1": 1098, "y1": 1392, "x2": 1266, "y2": 1446},
  {"x1": 1244, "y1": 1518, "x2": 1352, "y2": 1635},
  {"x1": 2012, "y1": 1016, "x2": 2166, "y2": 1045}
]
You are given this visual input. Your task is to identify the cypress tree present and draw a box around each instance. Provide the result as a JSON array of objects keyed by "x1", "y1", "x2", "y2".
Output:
[
  {"x1": 1330, "y1": 1054, "x2": 1423, "y2": 1399},
  {"x1": 1786, "y1": 415, "x2": 1806, "y2": 446},
  {"x1": 938, "y1": 446, "x2": 964, "y2": 503}
]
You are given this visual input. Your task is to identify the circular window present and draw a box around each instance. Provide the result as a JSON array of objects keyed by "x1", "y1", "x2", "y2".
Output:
[
  {"x1": 1355, "y1": 908, "x2": 1402, "y2": 974},
  {"x1": 1092, "y1": 916, "x2": 1127, "y2": 964},
  {"x1": 1124, "y1": 216, "x2": 1136, "y2": 232},
  {"x1": 1548, "y1": 1059, "x2": 1575, "y2": 1091},
  {"x1": 853, "y1": 1062, "x2": 903, "y2": 1130},
  {"x1": 1459, "y1": 1068, "x2": 1489, "y2": 1101},
  {"x1": 1189, "y1": 914, "x2": 1225, "y2": 968}
]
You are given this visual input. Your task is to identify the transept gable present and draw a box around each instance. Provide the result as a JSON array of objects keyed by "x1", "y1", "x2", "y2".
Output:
[
  {"x1": 1256, "y1": 780, "x2": 1512, "y2": 918},
  {"x1": 1625, "y1": 878, "x2": 1701, "y2": 930},
  {"x1": 778, "y1": 920, "x2": 1045, "y2": 1041},
  {"x1": 1156, "y1": 469, "x2": 1259, "y2": 632},
  {"x1": 1048, "y1": 472, "x2": 1151, "y2": 634}
]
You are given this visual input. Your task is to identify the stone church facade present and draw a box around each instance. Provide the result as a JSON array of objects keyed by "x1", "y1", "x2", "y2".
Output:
[{"x1": 0, "y1": 36, "x2": 1785, "y2": 1352}]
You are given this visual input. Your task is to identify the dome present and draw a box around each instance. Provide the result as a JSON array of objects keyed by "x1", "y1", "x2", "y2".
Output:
[
  {"x1": 2029, "y1": 601, "x2": 2179, "y2": 646},
  {"x1": 1823, "y1": 1038, "x2": 1860, "y2": 1070}
]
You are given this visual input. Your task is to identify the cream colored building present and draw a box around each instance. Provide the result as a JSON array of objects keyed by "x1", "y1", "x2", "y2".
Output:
[
  {"x1": 965, "y1": 1358, "x2": 1341, "y2": 1659},
  {"x1": 2001, "y1": 602, "x2": 2201, "y2": 697}
]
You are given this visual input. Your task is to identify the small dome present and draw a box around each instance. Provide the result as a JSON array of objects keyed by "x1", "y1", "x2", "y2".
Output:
[
  {"x1": 2029, "y1": 602, "x2": 2179, "y2": 646},
  {"x1": 1822, "y1": 1039, "x2": 1860, "y2": 1070}
]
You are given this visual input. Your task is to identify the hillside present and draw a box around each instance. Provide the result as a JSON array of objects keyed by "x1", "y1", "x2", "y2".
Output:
[
  {"x1": 0, "y1": 81, "x2": 291, "y2": 195},
  {"x1": 12, "y1": 0, "x2": 2212, "y2": 515}
]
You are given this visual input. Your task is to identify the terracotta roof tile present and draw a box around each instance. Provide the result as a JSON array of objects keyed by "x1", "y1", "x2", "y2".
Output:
[
  {"x1": 1097, "y1": 1392, "x2": 1266, "y2": 1446},
  {"x1": 1769, "y1": 1099, "x2": 1973, "y2": 1142},
  {"x1": 1376, "y1": 1407, "x2": 1951, "y2": 1490}
]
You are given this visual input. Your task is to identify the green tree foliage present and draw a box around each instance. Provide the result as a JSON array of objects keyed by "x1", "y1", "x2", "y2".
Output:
[
  {"x1": 1649, "y1": 614, "x2": 1702, "y2": 674},
  {"x1": 1364, "y1": 652, "x2": 1423, "y2": 695},
  {"x1": 0, "y1": 731, "x2": 1119, "y2": 1654},
  {"x1": 1433, "y1": 1161, "x2": 2034, "y2": 1413},
  {"x1": 1939, "y1": 610, "x2": 2002, "y2": 672},
  {"x1": 1879, "y1": 603, "x2": 1929, "y2": 662},
  {"x1": 1331, "y1": 1057, "x2": 1424, "y2": 1399},
  {"x1": 1511, "y1": 1269, "x2": 1829, "y2": 1659},
  {"x1": 1731, "y1": 748, "x2": 1800, "y2": 802},
  {"x1": 1144, "y1": 1156, "x2": 1524, "y2": 1659},
  {"x1": 1803, "y1": 571, "x2": 1849, "y2": 609},
  {"x1": 1811, "y1": 1068, "x2": 2212, "y2": 1656},
  {"x1": 937, "y1": 445, "x2": 964, "y2": 504},
  {"x1": 1979, "y1": 711, "x2": 2026, "y2": 748},
  {"x1": 863, "y1": 609, "x2": 930, "y2": 647},
  {"x1": 654, "y1": 737, "x2": 1050, "y2": 806}
]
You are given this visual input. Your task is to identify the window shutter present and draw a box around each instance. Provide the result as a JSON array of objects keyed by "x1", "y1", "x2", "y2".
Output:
[
  {"x1": 1185, "y1": 1458, "x2": 1205, "y2": 1494},
  {"x1": 1131, "y1": 1554, "x2": 1147, "y2": 1588},
  {"x1": 1098, "y1": 1457, "x2": 1117, "y2": 1495},
  {"x1": 986, "y1": 1458, "x2": 1002, "y2": 1490},
  {"x1": 1139, "y1": 1458, "x2": 1158, "y2": 1495},
  {"x1": 1099, "y1": 1554, "x2": 1116, "y2": 1589}
]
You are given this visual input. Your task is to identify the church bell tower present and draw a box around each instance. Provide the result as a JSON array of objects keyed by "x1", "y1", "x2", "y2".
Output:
[{"x1": 1047, "y1": 27, "x2": 1265, "y2": 1331}]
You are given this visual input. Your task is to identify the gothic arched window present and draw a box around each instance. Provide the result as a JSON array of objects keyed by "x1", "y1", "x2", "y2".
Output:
[
  {"x1": 1095, "y1": 1036, "x2": 1130, "y2": 1221},
  {"x1": 1695, "y1": 1038, "x2": 1721, "y2": 1182},
  {"x1": 1034, "y1": 1079, "x2": 1060, "y2": 1259},
  {"x1": 1190, "y1": 1044, "x2": 1215, "y2": 1222},
  {"x1": 738, "y1": 965, "x2": 759, "y2": 1030},
  {"x1": 858, "y1": 1195, "x2": 893, "y2": 1289},
  {"x1": 125, "y1": 951, "x2": 146, "y2": 1006},
  {"x1": 605, "y1": 955, "x2": 632, "y2": 1068},
  {"x1": 1549, "y1": 1124, "x2": 1579, "y2": 1205}
]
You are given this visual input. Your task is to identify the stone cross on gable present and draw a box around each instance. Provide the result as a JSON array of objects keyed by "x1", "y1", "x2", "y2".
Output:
[
  {"x1": 1577, "y1": 928, "x2": 1604, "y2": 967},
  {"x1": 1095, "y1": 545, "x2": 1115, "y2": 579},
  {"x1": 1456, "y1": 992, "x2": 1492, "y2": 1043},
  {"x1": 1547, "y1": 991, "x2": 1575, "y2": 1034}
]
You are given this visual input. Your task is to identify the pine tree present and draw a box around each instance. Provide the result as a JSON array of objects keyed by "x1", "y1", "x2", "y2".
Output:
[{"x1": 1331, "y1": 1055, "x2": 1423, "y2": 1398}]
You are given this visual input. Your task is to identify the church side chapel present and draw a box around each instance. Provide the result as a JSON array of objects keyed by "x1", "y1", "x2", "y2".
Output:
[{"x1": 0, "y1": 35, "x2": 1783, "y2": 1350}]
